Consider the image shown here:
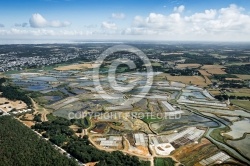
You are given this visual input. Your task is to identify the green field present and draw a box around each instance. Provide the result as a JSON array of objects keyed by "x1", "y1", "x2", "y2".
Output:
[
  {"x1": 231, "y1": 100, "x2": 250, "y2": 110},
  {"x1": 151, "y1": 62, "x2": 162, "y2": 67},
  {"x1": 154, "y1": 157, "x2": 176, "y2": 166},
  {"x1": 210, "y1": 127, "x2": 230, "y2": 143},
  {"x1": 142, "y1": 116, "x2": 163, "y2": 124}
]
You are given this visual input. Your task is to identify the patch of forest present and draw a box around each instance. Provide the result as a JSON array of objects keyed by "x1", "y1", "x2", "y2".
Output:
[
  {"x1": 0, "y1": 78, "x2": 32, "y2": 107},
  {"x1": 0, "y1": 116, "x2": 77, "y2": 166},
  {"x1": 226, "y1": 64, "x2": 250, "y2": 75}
]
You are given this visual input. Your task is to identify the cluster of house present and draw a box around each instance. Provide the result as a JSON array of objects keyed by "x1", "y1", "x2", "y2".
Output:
[
  {"x1": 0, "y1": 53, "x2": 79, "y2": 72},
  {"x1": 11, "y1": 109, "x2": 32, "y2": 115}
]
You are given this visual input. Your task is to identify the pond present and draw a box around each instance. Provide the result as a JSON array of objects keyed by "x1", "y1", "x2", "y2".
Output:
[
  {"x1": 32, "y1": 76, "x2": 58, "y2": 82},
  {"x1": 44, "y1": 96, "x2": 62, "y2": 103},
  {"x1": 26, "y1": 85, "x2": 51, "y2": 91},
  {"x1": 225, "y1": 118, "x2": 250, "y2": 139},
  {"x1": 71, "y1": 88, "x2": 87, "y2": 94}
]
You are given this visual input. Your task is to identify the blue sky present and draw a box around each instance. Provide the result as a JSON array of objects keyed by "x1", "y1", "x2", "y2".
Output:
[{"x1": 0, "y1": 0, "x2": 250, "y2": 43}]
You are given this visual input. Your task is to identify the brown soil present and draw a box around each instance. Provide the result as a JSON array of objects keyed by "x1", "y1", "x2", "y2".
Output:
[
  {"x1": 22, "y1": 121, "x2": 35, "y2": 128},
  {"x1": 0, "y1": 97, "x2": 27, "y2": 112},
  {"x1": 205, "y1": 68, "x2": 227, "y2": 74},
  {"x1": 54, "y1": 63, "x2": 99, "y2": 71},
  {"x1": 176, "y1": 64, "x2": 201, "y2": 69},
  {"x1": 172, "y1": 138, "x2": 219, "y2": 166},
  {"x1": 199, "y1": 70, "x2": 212, "y2": 76}
]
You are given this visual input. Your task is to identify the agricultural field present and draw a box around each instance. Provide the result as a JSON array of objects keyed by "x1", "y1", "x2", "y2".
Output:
[
  {"x1": 204, "y1": 68, "x2": 227, "y2": 75},
  {"x1": 227, "y1": 88, "x2": 250, "y2": 97},
  {"x1": 157, "y1": 73, "x2": 210, "y2": 87},
  {"x1": 175, "y1": 63, "x2": 201, "y2": 69},
  {"x1": 172, "y1": 138, "x2": 219, "y2": 166},
  {"x1": 201, "y1": 65, "x2": 227, "y2": 75},
  {"x1": 201, "y1": 65, "x2": 225, "y2": 69},
  {"x1": 154, "y1": 157, "x2": 176, "y2": 166},
  {"x1": 198, "y1": 70, "x2": 212, "y2": 76},
  {"x1": 235, "y1": 74, "x2": 250, "y2": 80},
  {"x1": 231, "y1": 100, "x2": 250, "y2": 110},
  {"x1": 208, "y1": 89, "x2": 221, "y2": 95},
  {"x1": 54, "y1": 63, "x2": 98, "y2": 71}
]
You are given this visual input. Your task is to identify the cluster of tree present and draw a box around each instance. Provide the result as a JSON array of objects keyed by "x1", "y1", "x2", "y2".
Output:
[
  {"x1": 0, "y1": 78, "x2": 32, "y2": 108},
  {"x1": 182, "y1": 53, "x2": 219, "y2": 65},
  {"x1": 32, "y1": 117, "x2": 75, "y2": 146},
  {"x1": 215, "y1": 94, "x2": 250, "y2": 101},
  {"x1": 33, "y1": 114, "x2": 42, "y2": 122},
  {"x1": 159, "y1": 55, "x2": 181, "y2": 61},
  {"x1": 165, "y1": 68, "x2": 199, "y2": 76},
  {"x1": 213, "y1": 74, "x2": 238, "y2": 81},
  {"x1": 226, "y1": 57, "x2": 242, "y2": 63},
  {"x1": 66, "y1": 136, "x2": 150, "y2": 166},
  {"x1": 70, "y1": 118, "x2": 90, "y2": 129},
  {"x1": 32, "y1": 115, "x2": 91, "y2": 146},
  {"x1": 226, "y1": 64, "x2": 250, "y2": 75},
  {"x1": 219, "y1": 83, "x2": 245, "y2": 89},
  {"x1": 0, "y1": 116, "x2": 77, "y2": 166}
]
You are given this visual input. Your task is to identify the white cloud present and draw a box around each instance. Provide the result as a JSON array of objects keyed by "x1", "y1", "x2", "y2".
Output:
[
  {"x1": 185, "y1": 9, "x2": 217, "y2": 22},
  {"x1": 29, "y1": 13, "x2": 71, "y2": 28},
  {"x1": 132, "y1": 12, "x2": 184, "y2": 32},
  {"x1": 112, "y1": 13, "x2": 126, "y2": 19},
  {"x1": 127, "y1": 4, "x2": 250, "y2": 41},
  {"x1": 174, "y1": 5, "x2": 185, "y2": 13},
  {"x1": 101, "y1": 21, "x2": 117, "y2": 30},
  {"x1": 0, "y1": 23, "x2": 4, "y2": 28},
  {"x1": 1, "y1": 4, "x2": 250, "y2": 42}
]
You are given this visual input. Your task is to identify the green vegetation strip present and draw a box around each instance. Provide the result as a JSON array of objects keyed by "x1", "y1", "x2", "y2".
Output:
[{"x1": 142, "y1": 116, "x2": 163, "y2": 124}]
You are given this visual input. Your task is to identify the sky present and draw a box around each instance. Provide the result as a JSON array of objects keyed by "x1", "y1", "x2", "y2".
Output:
[{"x1": 0, "y1": 0, "x2": 250, "y2": 43}]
